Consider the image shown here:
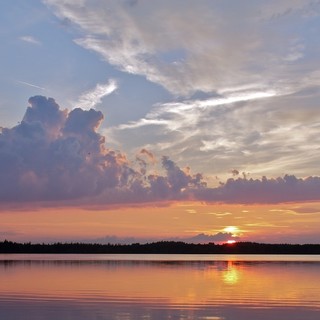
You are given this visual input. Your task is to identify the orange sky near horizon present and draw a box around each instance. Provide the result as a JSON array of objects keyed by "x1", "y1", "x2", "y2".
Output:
[
  {"x1": 2, "y1": 0, "x2": 320, "y2": 250},
  {"x1": 1, "y1": 201, "x2": 320, "y2": 244}
]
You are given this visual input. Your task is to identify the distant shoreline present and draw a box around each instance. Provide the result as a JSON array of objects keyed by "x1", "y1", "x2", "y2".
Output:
[{"x1": 1, "y1": 240, "x2": 320, "y2": 254}]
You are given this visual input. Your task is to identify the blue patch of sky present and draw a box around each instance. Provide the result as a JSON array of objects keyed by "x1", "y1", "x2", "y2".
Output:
[
  {"x1": 156, "y1": 48, "x2": 187, "y2": 65},
  {"x1": 0, "y1": 0, "x2": 173, "y2": 130},
  {"x1": 0, "y1": 2, "x2": 106, "y2": 124},
  {"x1": 0, "y1": 1, "x2": 70, "y2": 125},
  {"x1": 299, "y1": 17, "x2": 320, "y2": 62},
  {"x1": 100, "y1": 73, "x2": 172, "y2": 127}
]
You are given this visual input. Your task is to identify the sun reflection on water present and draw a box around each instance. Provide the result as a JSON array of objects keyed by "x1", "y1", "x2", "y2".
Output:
[
  {"x1": 222, "y1": 260, "x2": 239, "y2": 285},
  {"x1": 1, "y1": 256, "x2": 320, "y2": 320}
]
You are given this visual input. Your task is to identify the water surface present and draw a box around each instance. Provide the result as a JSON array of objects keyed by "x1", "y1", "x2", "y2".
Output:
[{"x1": 1, "y1": 254, "x2": 319, "y2": 319}]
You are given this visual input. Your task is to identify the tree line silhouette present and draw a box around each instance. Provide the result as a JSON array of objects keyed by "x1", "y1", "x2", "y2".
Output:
[{"x1": 0, "y1": 240, "x2": 320, "y2": 254}]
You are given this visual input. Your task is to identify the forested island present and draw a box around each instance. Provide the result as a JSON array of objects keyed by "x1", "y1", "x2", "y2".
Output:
[{"x1": 0, "y1": 240, "x2": 320, "y2": 254}]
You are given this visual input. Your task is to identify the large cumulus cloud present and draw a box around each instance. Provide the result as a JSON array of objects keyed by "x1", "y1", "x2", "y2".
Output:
[
  {"x1": 0, "y1": 96, "x2": 134, "y2": 201},
  {"x1": 1, "y1": 96, "x2": 320, "y2": 206},
  {"x1": 0, "y1": 96, "x2": 204, "y2": 204}
]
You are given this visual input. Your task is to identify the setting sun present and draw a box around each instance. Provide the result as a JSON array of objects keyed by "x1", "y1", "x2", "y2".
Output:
[{"x1": 226, "y1": 240, "x2": 236, "y2": 244}]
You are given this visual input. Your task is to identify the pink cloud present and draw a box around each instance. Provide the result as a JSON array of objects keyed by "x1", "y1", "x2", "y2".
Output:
[
  {"x1": 1, "y1": 96, "x2": 320, "y2": 207},
  {"x1": 194, "y1": 175, "x2": 320, "y2": 204}
]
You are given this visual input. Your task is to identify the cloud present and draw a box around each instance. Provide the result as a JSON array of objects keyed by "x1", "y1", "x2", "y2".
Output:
[
  {"x1": 1, "y1": 96, "x2": 320, "y2": 207},
  {"x1": 16, "y1": 80, "x2": 46, "y2": 91},
  {"x1": 194, "y1": 175, "x2": 320, "y2": 204},
  {"x1": 82, "y1": 232, "x2": 239, "y2": 244},
  {"x1": 44, "y1": 0, "x2": 320, "y2": 96},
  {"x1": 20, "y1": 35, "x2": 41, "y2": 45},
  {"x1": 230, "y1": 169, "x2": 240, "y2": 177},
  {"x1": 0, "y1": 96, "x2": 204, "y2": 205},
  {"x1": 139, "y1": 148, "x2": 156, "y2": 163},
  {"x1": 135, "y1": 149, "x2": 156, "y2": 175},
  {"x1": 75, "y1": 79, "x2": 118, "y2": 110},
  {"x1": 109, "y1": 77, "x2": 320, "y2": 181},
  {"x1": 290, "y1": 207, "x2": 320, "y2": 214},
  {"x1": 183, "y1": 232, "x2": 239, "y2": 244},
  {"x1": 259, "y1": 0, "x2": 320, "y2": 19},
  {"x1": 0, "y1": 230, "x2": 20, "y2": 238},
  {"x1": 0, "y1": 96, "x2": 130, "y2": 202},
  {"x1": 115, "y1": 88, "x2": 281, "y2": 131},
  {"x1": 44, "y1": 0, "x2": 320, "y2": 183}
]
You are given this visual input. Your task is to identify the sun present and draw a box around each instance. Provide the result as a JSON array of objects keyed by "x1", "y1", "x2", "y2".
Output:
[{"x1": 223, "y1": 226, "x2": 239, "y2": 244}]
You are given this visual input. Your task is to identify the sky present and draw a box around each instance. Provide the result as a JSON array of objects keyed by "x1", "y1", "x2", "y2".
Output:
[{"x1": 1, "y1": 0, "x2": 320, "y2": 244}]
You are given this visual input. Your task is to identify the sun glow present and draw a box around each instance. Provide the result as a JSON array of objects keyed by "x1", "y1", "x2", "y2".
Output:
[
  {"x1": 227, "y1": 240, "x2": 236, "y2": 244},
  {"x1": 223, "y1": 226, "x2": 239, "y2": 234}
]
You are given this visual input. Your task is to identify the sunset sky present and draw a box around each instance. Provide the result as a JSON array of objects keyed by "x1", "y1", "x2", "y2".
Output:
[{"x1": 1, "y1": 0, "x2": 320, "y2": 244}]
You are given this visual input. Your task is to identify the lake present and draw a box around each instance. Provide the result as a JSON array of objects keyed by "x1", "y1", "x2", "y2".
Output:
[{"x1": 0, "y1": 254, "x2": 319, "y2": 320}]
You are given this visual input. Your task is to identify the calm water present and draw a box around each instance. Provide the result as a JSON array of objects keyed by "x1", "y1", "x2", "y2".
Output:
[{"x1": 0, "y1": 254, "x2": 319, "y2": 320}]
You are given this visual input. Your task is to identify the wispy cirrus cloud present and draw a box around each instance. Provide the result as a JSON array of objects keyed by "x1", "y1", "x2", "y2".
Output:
[
  {"x1": 16, "y1": 80, "x2": 46, "y2": 91},
  {"x1": 19, "y1": 35, "x2": 41, "y2": 45},
  {"x1": 75, "y1": 79, "x2": 118, "y2": 110},
  {"x1": 44, "y1": 0, "x2": 319, "y2": 97},
  {"x1": 107, "y1": 79, "x2": 320, "y2": 180},
  {"x1": 43, "y1": 0, "x2": 320, "y2": 181},
  {"x1": 116, "y1": 88, "x2": 280, "y2": 131}
]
